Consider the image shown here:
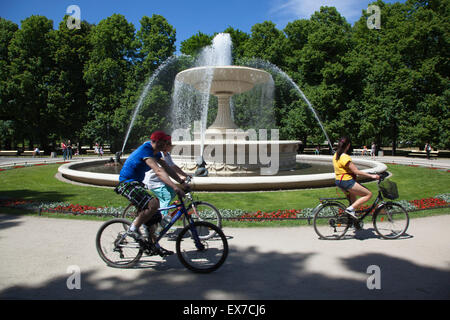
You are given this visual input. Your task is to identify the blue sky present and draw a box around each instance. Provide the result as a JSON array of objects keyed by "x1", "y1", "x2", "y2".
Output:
[{"x1": 1, "y1": 0, "x2": 405, "y2": 50}]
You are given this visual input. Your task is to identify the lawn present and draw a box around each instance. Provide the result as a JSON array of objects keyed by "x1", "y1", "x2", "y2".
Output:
[{"x1": 0, "y1": 163, "x2": 448, "y2": 214}]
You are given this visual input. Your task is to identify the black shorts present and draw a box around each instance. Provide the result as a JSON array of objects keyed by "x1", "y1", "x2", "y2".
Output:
[{"x1": 114, "y1": 181, "x2": 153, "y2": 211}]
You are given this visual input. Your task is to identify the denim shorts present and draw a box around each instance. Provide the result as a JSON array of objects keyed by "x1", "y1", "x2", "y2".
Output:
[{"x1": 335, "y1": 179, "x2": 356, "y2": 191}]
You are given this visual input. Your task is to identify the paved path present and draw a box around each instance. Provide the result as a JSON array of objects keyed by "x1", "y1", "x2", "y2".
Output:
[{"x1": 0, "y1": 213, "x2": 449, "y2": 299}]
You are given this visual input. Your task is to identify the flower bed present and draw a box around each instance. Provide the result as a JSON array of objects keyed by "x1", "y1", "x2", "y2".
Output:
[{"x1": 1, "y1": 194, "x2": 449, "y2": 221}]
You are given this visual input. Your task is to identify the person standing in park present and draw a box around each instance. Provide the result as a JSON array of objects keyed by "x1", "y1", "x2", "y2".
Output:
[
  {"x1": 114, "y1": 131, "x2": 188, "y2": 256},
  {"x1": 61, "y1": 141, "x2": 67, "y2": 161},
  {"x1": 333, "y1": 137, "x2": 379, "y2": 218},
  {"x1": 371, "y1": 142, "x2": 376, "y2": 160},
  {"x1": 67, "y1": 140, "x2": 73, "y2": 160},
  {"x1": 425, "y1": 142, "x2": 432, "y2": 160}
]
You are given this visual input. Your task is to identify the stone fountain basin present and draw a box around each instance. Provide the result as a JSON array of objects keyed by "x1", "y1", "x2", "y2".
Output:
[
  {"x1": 58, "y1": 155, "x2": 387, "y2": 191},
  {"x1": 175, "y1": 65, "x2": 272, "y2": 95}
]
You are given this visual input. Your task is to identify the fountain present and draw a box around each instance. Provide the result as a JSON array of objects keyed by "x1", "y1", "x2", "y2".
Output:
[
  {"x1": 170, "y1": 34, "x2": 300, "y2": 176},
  {"x1": 58, "y1": 33, "x2": 387, "y2": 190}
]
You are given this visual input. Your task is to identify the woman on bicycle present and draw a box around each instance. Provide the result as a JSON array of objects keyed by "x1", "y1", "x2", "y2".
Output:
[{"x1": 333, "y1": 136, "x2": 379, "y2": 218}]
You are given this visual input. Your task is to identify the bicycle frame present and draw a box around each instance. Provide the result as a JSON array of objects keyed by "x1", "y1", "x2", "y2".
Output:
[
  {"x1": 320, "y1": 190, "x2": 386, "y2": 222},
  {"x1": 154, "y1": 197, "x2": 204, "y2": 249}
]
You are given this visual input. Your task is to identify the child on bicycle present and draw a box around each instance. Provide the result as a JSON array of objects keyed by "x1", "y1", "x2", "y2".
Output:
[
  {"x1": 333, "y1": 136, "x2": 379, "y2": 218},
  {"x1": 143, "y1": 136, "x2": 191, "y2": 226},
  {"x1": 115, "y1": 131, "x2": 188, "y2": 256}
]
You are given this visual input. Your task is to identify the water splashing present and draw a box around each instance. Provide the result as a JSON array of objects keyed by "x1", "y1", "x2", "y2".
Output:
[
  {"x1": 121, "y1": 55, "x2": 180, "y2": 154},
  {"x1": 242, "y1": 58, "x2": 333, "y2": 152}
]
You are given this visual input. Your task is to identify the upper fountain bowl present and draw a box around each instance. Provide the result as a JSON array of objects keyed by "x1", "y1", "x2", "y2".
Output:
[{"x1": 175, "y1": 65, "x2": 272, "y2": 96}]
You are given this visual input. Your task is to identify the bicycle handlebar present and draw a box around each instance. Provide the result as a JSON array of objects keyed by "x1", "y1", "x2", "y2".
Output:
[{"x1": 369, "y1": 171, "x2": 389, "y2": 184}]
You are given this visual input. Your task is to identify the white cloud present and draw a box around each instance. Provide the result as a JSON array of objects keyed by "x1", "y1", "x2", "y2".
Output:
[{"x1": 270, "y1": 0, "x2": 371, "y2": 25}]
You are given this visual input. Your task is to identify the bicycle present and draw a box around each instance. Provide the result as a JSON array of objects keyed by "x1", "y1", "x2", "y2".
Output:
[
  {"x1": 312, "y1": 171, "x2": 409, "y2": 240},
  {"x1": 96, "y1": 192, "x2": 229, "y2": 273},
  {"x1": 120, "y1": 177, "x2": 222, "y2": 240}
]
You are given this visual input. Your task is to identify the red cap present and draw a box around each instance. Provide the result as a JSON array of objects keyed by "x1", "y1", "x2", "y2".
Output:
[{"x1": 150, "y1": 131, "x2": 171, "y2": 142}]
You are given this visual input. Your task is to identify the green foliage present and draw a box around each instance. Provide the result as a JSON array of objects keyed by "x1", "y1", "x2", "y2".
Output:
[
  {"x1": 180, "y1": 31, "x2": 212, "y2": 56},
  {"x1": 0, "y1": 1, "x2": 448, "y2": 151}
]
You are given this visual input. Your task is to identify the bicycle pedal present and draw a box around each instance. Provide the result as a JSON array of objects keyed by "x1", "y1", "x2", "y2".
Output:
[{"x1": 157, "y1": 248, "x2": 174, "y2": 257}]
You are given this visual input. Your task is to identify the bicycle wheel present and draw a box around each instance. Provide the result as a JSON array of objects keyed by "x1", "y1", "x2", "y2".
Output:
[
  {"x1": 120, "y1": 203, "x2": 138, "y2": 231},
  {"x1": 176, "y1": 221, "x2": 228, "y2": 273},
  {"x1": 183, "y1": 202, "x2": 222, "y2": 240},
  {"x1": 373, "y1": 202, "x2": 409, "y2": 239},
  {"x1": 313, "y1": 202, "x2": 350, "y2": 240},
  {"x1": 121, "y1": 203, "x2": 138, "y2": 220},
  {"x1": 96, "y1": 218, "x2": 143, "y2": 268}
]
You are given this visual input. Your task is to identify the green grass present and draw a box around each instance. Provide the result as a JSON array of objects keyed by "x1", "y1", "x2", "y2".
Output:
[{"x1": 0, "y1": 163, "x2": 449, "y2": 214}]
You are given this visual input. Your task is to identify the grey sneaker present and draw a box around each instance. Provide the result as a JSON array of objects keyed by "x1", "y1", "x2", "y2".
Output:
[
  {"x1": 345, "y1": 209, "x2": 358, "y2": 219},
  {"x1": 126, "y1": 229, "x2": 144, "y2": 242}
]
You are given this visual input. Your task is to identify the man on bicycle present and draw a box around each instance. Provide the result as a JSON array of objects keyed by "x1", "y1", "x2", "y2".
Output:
[{"x1": 115, "y1": 130, "x2": 188, "y2": 256}]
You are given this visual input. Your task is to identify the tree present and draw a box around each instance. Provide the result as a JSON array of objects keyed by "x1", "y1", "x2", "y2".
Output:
[
  {"x1": 47, "y1": 16, "x2": 92, "y2": 148},
  {"x1": 243, "y1": 21, "x2": 286, "y2": 67},
  {"x1": 281, "y1": 7, "x2": 353, "y2": 145},
  {"x1": 0, "y1": 18, "x2": 18, "y2": 149},
  {"x1": 180, "y1": 32, "x2": 212, "y2": 56},
  {"x1": 7, "y1": 15, "x2": 54, "y2": 150},
  {"x1": 82, "y1": 14, "x2": 136, "y2": 149},
  {"x1": 135, "y1": 14, "x2": 176, "y2": 82}
]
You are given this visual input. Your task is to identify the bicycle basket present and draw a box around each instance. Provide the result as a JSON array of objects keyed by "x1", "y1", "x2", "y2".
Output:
[{"x1": 379, "y1": 180, "x2": 399, "y2": 200}]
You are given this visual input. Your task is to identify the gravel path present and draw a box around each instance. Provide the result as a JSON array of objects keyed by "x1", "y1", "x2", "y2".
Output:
[{"x1": 0, "y1": 213, "x2": 449, "y2": 299}]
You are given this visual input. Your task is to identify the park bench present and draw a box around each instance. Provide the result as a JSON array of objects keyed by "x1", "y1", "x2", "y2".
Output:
[
  {"x1": 0, "y1": 150, "x2": 19, "y2": 156},
  {"x1": 352, "y1": 149, "x2": 372, "y2": 156},
  {"x1": 21, "y1": 150, "x2": 45, "y2": 157},
  {"x1": 86, "y1": 149, "x2": 112, "y2": 155},
  {"x1": 407, "y1": 150, "x2": 439, "y2": 158}
]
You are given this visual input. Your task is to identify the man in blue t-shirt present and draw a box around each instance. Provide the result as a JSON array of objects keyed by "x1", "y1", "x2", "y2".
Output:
[{"x1": 115, "y1": 130, "x2": 187, "y2": 256}]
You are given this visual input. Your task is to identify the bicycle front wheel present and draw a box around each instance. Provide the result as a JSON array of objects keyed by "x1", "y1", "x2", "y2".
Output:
[
  {"x1": 313, "y1": 202, "x2": 350, "y2": 240},
  {"x1": 373, "y1": 202, "x2": 409, "y2": 239},
  {"x1": 96, "y1": 218, "x2": 143, "y2": 268},
  {"x1": 176, "y1": 221, "x2": 228, "y2": 273},
  {"x1": 183, "y1": 202, "x2": 222, "y2": 240}
]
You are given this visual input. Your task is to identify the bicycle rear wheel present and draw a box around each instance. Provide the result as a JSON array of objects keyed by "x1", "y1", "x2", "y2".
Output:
[
  {"x1": 183, "y1": 202, "x2": 222, "y2": 240},
  {"x1": 373, "y1": 202, "x2": 409, "y2": 239},
  {"x1": 120, "y1": 203, "x2": 138, "y2": 231},
  {"x1": 121, "y1": 203, "x2": 138, "y2": 220},
  {"x1": 313, "y1": 202, "x2": 350, "y2": 240},
  {"x1": 176, "y1": 221, "x2": 228, "y2": 273},
  {"x1": 96, "y1": 218, "x2": 143, "y2": 268}
]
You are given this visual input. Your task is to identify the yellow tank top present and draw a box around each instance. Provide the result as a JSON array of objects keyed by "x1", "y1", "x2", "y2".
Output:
[{"x1": 333, "y1": 153, "x2": 353, "y2": 181}]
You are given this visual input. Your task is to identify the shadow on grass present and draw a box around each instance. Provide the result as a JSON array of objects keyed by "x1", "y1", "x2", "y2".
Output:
[
  {"x1": 0, "y1": 189, "x2": 76, "y2": 203},
  {"x1": 1, "y1": 247, "x2": 449, "y2": 300}
]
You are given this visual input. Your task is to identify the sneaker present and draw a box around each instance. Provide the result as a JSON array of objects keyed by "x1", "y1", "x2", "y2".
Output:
[
  {"x1": 345, "y1": 209, "x2": 358, "y2": 219},
  {"x1": 154, "y1": 244, "x2": 174, "y2": 257},
  {"x1": 126, "y1": 229, "x2": 144, "y2": 242},
  {"x1": 144, "y1": 243, "x2": 174, "y2": 257}
]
